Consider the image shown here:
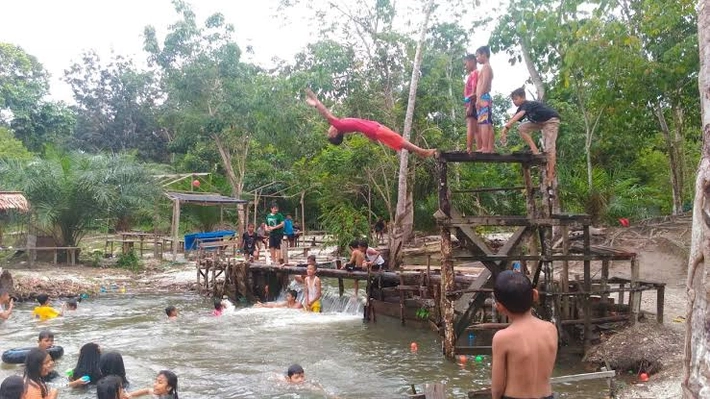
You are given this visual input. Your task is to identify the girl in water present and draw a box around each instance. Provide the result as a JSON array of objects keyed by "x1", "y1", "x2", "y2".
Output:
[
  {"x1": 23, "y1": 348, "x2": 58, "y2": 399},
  {"x1": 126, "y1": 370, "x2": 178, "y2": 399},
  {"x1": 96, "y1": 375, "x2": 125, "y2": 399},
  {"x1": 68, "y1": 342, "x2": 102, "y2": 388},
  {"x1": 99, "y1": 351, "x2": 129, "y2": 388},
  {"x1": 0, "y1": 375, "x2": 23, "y2": 399}
]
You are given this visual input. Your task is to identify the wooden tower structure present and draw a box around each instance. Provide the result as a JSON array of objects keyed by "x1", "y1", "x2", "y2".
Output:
[{"x1": 435, "y1": 151, "x2": 665, "y2": 358}]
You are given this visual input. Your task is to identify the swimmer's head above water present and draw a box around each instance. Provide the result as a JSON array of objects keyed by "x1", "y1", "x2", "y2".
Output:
[{"x1": 286, "y1": 364, "x2": 305, "y2": 383}]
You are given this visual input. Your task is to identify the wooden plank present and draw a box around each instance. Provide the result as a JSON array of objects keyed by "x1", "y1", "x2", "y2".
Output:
[
  {"x1": 454, "y1": 345, "x2": 493, "y2": 355},
  {"x1": 561, "y1": 225, "x2": 570, "y2": 319},
  {"x1": 438, "y1": 151, "x2": 547, "y2": 165},
  {"x1": 438, "y1": 158, "x2": 456, "y2": 359},
  {"x1": 583, "y1": 224, "x2": 592, "y2": 349},
  {"x1": 657, "y1": 285, "x2": 665, "y2": 324},
  {"x1": 630, "y1": 257, "x2": 641, "y2": 324}
]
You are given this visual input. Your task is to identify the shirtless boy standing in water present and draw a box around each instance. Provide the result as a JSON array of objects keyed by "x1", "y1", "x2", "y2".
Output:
[{"x1": 491, "y1": 270, "x2": 557, "y2": 399}]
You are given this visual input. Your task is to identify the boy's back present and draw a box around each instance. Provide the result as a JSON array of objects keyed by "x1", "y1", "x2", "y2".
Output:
[
  {"x1": 491, "y1": 270, "x2": 557, "y2": 399},
  {"x1": 492, "y1": 316, "x2": 557, "y2": 398}
]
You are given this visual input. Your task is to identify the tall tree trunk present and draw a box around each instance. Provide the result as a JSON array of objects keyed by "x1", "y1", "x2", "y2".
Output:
[
  {"x1": 520, "y1": 38, "x2": 545, "y2": 101},
  {"x1": 682, "y1": 1, "x2": 710, "y2": 396},
  {"x1": 213, "y1": 133, "x2": 249, "y2": 236},
  {"x1": 654, "y1": 102, "x2": 684, "y2": 215},
  {"x1": 389, "y1": 0, "x2": 435, "y2": 267}
]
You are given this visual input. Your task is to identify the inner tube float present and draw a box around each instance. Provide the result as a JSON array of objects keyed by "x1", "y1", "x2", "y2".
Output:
[{"x1": 2, "y1": 346, "x2": 64, "y2": 364}]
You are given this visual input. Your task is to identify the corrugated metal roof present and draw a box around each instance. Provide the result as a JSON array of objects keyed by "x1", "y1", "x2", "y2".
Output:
[
  {"x1": 0, "y1": 192, "x2": 29, "y2": 213},
  {"x1": 165, "y1": 192, "x2": 248, "y2": 205}
]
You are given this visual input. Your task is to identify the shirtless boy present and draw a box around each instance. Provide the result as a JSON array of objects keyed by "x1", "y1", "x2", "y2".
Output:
[
  {"x1": 491, "y1": 270, "x2": 557, "y2": 399},
  {"x1": 475, "y1": 46, "x2": 495, "y2": 153}
]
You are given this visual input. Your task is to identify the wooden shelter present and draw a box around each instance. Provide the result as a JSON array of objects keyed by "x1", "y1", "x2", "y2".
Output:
[
  {"x1": 0, "y1": 192, "x2": 29, "y2": 214},
  {"x1": 165, "y1": 192, "x2": 248, "y2": 260},
  {"x1": 0, "y1": 191, "x2": 29, "y2": 245}
]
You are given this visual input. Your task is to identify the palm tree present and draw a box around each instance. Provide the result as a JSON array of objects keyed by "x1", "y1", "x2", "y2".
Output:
[{"x1": 0, "y1": 152, "x2": 160, "y2": 247}]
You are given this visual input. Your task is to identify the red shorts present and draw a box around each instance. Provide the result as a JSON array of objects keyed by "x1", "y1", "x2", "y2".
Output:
[{"x1": 374, "y1": 125, "x2": 405, "y2": 151}]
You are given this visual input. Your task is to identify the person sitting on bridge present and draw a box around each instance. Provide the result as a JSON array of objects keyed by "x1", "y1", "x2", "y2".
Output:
[{"x1": 491, "y1": 270, "x2": 557, "y2": 399}]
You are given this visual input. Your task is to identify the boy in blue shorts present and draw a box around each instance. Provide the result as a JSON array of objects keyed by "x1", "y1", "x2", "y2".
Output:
[{"x1": 475, "y1": 46, "x2": 495, "y2": 153}]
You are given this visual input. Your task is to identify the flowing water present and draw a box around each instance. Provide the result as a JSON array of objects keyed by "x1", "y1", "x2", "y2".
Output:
[{"x1": 0, "y1": 285, "x2": 611, "y2": 398}]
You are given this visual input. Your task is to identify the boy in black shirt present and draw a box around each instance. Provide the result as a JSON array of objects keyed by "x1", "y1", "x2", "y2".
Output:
[
  {"x1": 242, "y1": 222, "x2": 261, "y2": 261},
  {"x1": 501, "y1": 88, "x2": 561, "y2": 182}
]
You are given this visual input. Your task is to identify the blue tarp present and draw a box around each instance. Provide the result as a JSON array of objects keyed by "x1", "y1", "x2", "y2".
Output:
[{"x1": 184, "y1": 230, "x2": 236, "y2": 251}]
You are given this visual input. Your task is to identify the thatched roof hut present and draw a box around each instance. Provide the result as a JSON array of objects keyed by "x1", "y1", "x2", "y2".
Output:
[{"x1": 0, "y1": 192, "x2": 29, "y2": 213}]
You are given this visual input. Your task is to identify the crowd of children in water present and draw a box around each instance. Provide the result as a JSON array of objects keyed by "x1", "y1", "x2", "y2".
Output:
[{"x1": 0, "y1": 289, "x2": 309, "y2": 399}]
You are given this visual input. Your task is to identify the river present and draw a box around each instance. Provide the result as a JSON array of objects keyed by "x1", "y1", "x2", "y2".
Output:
[{"x1": 0, "y1": 286, "x2": 610, "y2": 398}]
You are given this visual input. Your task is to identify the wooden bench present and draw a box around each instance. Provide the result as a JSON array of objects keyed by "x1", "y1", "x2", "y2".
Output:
[{"x1": 1, "y1": 247, "x2": 80, "y2": 265}]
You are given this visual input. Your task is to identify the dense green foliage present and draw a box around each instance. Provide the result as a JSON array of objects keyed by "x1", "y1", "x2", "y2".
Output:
[{"x1": 0, "y1": 0, "x2": 701, "y2": 248}]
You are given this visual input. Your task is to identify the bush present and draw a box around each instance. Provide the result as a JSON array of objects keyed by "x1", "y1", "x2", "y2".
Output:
[{"x1": 116, "y1": 249, "x2": 141, "y2": 271}]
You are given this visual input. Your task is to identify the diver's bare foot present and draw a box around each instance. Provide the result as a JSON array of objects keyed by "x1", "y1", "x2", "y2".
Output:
[{"x1": 422, "y1": 149, "x2": 437, "y2": 158}]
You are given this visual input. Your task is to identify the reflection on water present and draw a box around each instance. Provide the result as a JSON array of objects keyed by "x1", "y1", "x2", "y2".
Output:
[{"x1": 0, "y1": 286, "x2": 609, "y2": 398}]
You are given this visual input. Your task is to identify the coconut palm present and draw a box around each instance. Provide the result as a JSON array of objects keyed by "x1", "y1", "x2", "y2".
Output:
[{"x1": 0, "y1": 152, "x2": 160, "y2": 247}]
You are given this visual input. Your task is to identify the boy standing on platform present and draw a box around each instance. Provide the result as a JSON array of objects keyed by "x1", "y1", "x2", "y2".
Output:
[
  {"x1": 265, "y1": 203, "x2": 285, "y2": 265},
  {"x1": 501, "y1": 88, "x2": 561, "y2": 183},
  {"x1": 491, "y1": 270, "x2": 557, "y2": 399},
  {"x1": 475, "y1": 46, "x2": 495, "y2": 153},
  {"x1": 464, "y1": 54, "x2": 480, "y2": 153}
]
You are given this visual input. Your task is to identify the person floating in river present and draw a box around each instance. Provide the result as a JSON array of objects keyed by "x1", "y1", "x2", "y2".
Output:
[
  {"x1": 23, "y1": 348, "x2": 59, "y2": 399},
  {"x1": 32, "y1": 294, "x2": 65, "y2": 321},
  {"x1": 255, "y1": 290, "x2": 303, "y2": 310},
  {"x1": 305, "y1": 88, "x2": 437, "y2": 158},
  {"x1": 126, "y1": 370, "x2": 179, "y2": 399},
  {"x1": 491, "y1": 271, "x2": 557, "y2": 399},
  {"x1": 285, "y1": 364, "x2": 305, "y2": 383},
  {"x1": 165, "y1": 306, "x2": 178, "y2": 320},
  {"x1": 96, "y1": 375, "x2": 126, "y2": 399}
]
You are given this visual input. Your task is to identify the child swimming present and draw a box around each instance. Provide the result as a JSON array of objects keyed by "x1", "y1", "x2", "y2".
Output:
[
  {"x1": 23, "y1": 348, "x2": 58, "y2": 399},
  {"x1": 127, "y1": 370, "x2": 179, "y2": 399},
  {"x1": 68, "y1": 342, "x2": 102, "y2": 388},
  {"x1": 165, "y1": 306, "x2": 178, "y2": 320},
  {"x1": 255, "y1": 290, "x2": 303, "y2": 310},
  {"x1": 96, "y1": 375, "x2": 125, "y2": 399},
  {"x1": 285, "y1": 364, "x2": 305, "y2": 383},
  {"x1": 32, "y1": 294, "x2": 65, "y2": 321}
]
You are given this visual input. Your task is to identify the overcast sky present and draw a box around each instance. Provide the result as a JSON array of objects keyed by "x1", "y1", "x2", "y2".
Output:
[{"x1": 0, "y1": 0, "x2": 526, "y2": 104}]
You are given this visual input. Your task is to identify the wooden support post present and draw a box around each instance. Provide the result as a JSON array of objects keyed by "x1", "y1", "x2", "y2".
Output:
[
  {"x1": 601, "y1": 260, "x2": 610, "y2": 314},
  {"x1": 583, "y1": 224, "x2": 592, "y2": 350},
  {"x1": 618, "y1": 283, "x2": 626, "y2": 304},
  {"x1": 338, "y1": 278, "x2": 344, "y2": 297},
  {"x1": 300, "y1": 191, "x2": 306, "y2": 237},
  {"x1": 399, "y1": 274, "x2": 406, "y2": 325},
  {"x1": 657, "y1": 285, "x2": 665, "y2": 324},
  {"x1": 171, "y1": 199, "x2": 181, "y2": 260},
  {"x1": 438, "y1": 159, "x2": 456, "y2": 359},
  {"x1": 629, "y1": 257, "x2": 640, "y2": 324},
  {"x1": 53, "y1": 250, "x2": 58, "y2": 265},
  {"x1": 561, "y1": 225, "x2": 570, "y2": 319}
]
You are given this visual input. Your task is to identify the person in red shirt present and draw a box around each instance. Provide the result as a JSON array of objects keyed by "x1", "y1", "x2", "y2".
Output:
[{"x1": 305, "y1": 89, "x2": 436, "y2": 158}]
